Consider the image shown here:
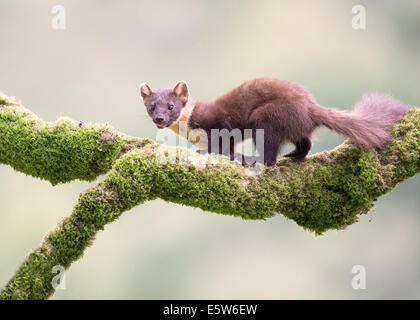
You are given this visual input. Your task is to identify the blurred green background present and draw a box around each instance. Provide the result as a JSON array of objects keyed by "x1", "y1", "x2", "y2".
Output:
[{"x1": 0, "y1": 0, "x2": 419, "y2": 299}]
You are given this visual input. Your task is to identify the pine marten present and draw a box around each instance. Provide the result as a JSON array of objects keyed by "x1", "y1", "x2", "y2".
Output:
[{"x1": 139, "y1": 78, "x2": 409, "y2": 166}]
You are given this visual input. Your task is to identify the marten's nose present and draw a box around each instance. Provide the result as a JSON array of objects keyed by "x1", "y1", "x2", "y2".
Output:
[{"x1": 155, "y1": 117, "x2": 164, "y2": 123}]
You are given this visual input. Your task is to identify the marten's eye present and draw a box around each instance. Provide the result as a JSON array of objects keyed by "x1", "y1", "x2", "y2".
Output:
[
  {"x1": 150, "y1": 105, "x2": 155, "y2": 112},
  {"x1": 168, "y1": 104, "x2": 174, "y2": 111}
]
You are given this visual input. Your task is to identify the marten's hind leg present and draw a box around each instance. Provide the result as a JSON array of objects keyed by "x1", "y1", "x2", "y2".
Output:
[
  {"x1": 251, "y1": 127, "x2": 284, "y2": 166},
  {"x1": 248, "y1": 107, "x2": 288, "y2": 166},
  {"x1": 283, "y1": 137, "x2": 312, "y2": 160}
]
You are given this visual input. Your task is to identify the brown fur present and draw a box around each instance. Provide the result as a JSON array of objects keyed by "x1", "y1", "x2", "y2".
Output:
[{"x1": 140, "y1": 78, "x2": 410, "y2": 166}]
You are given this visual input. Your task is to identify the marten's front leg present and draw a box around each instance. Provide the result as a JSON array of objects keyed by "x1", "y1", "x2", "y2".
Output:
[
  {"x1": 283, "y1": 137, "x2": 312, "y2": 160},
  {"x1": 206, "y1": 131, "x2": 236, "y2": 157}
]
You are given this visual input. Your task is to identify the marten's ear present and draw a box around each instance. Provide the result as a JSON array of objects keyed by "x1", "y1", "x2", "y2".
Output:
[
  {"x1": 139, "y1": 83, "x2": 153, "y2": 103},
  {"x1": 172, "y1": 81, "x2": 189, "y2": 104}
]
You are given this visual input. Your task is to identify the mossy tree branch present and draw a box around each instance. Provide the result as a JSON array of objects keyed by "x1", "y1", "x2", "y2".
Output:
[
  {"x1": 0, "y1": 93, "x2": 152, "y2": 185},
  {"x1": 0, "y1": 91, "x2": 419, "y2": 299}
]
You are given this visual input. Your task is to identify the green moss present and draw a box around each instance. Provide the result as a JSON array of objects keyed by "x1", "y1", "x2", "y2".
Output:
[
  {"x1": 0, "y1": 92, "x2": 18, "y2": 106},
  {"x1": 382, "y1": 108, "x2": 420, "y2": 184},
  {"x1": 0, "y1": 99, "x2": 150, "y2": 185}
]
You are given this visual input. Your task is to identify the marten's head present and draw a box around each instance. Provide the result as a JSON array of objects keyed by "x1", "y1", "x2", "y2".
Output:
[{"x1": 140, "y1": 81, "x2": 189, "y2": 129}]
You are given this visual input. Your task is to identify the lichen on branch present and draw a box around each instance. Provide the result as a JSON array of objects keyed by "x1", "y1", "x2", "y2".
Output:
[{"x1": 0, "y1": 91, "x2": 418, "y2": 300}]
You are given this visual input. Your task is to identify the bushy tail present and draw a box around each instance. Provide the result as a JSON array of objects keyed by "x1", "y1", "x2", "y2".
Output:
[{"x1": 311, "y1": 94, "x2": 410, "y2": 149}]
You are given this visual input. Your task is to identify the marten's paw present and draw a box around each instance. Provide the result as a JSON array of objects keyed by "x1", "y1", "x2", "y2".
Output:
[
  {"x1": 283, "y1": 151, "x2": 306, "y2": 161},
  {"x1": 284, "y1": 137, "x2": 312, "y2": 160}
]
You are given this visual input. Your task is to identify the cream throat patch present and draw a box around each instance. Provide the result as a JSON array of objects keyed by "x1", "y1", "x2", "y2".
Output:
[{"x1": 168, "y1": 100, "x2": 195, "y2": 138}]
